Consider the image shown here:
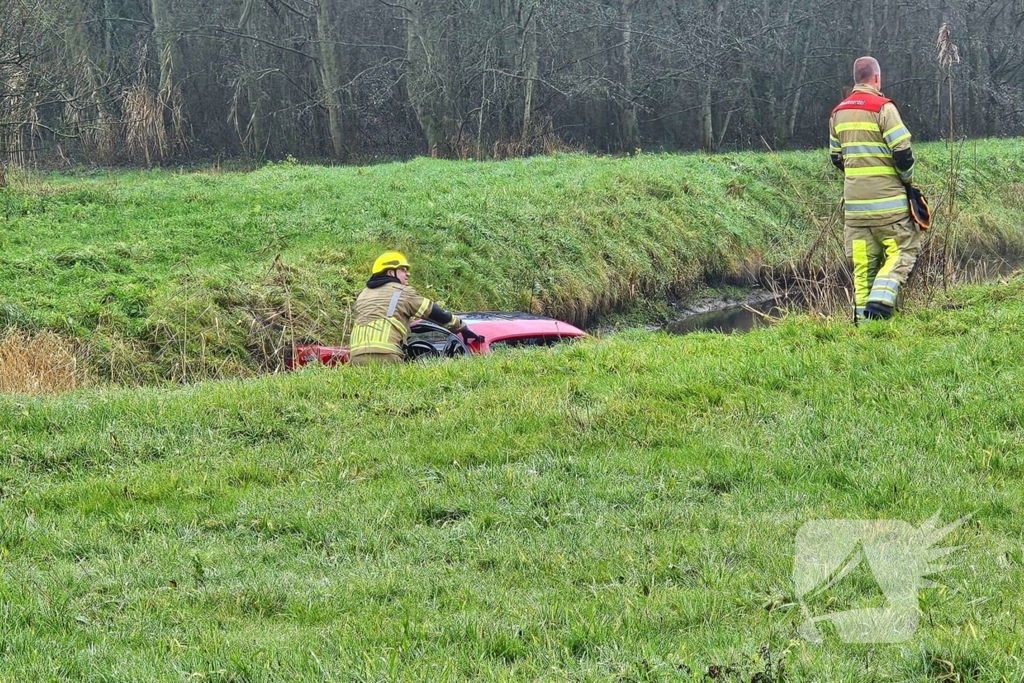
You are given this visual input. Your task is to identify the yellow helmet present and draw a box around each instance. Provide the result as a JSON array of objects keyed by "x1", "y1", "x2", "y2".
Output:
[{"x1": 371, "y1": 251, "x2": 411, "y2": 275}]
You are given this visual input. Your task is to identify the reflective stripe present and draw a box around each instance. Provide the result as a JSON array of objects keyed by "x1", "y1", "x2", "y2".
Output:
[
  {"x1": 870, "y1": 242, "x2": 902, "y2": 307},
  {"x1": 871, "y1": 276, "x2": 900, "y2": 291},
  {"x1": 872, "y1": 276, "x2": 900, "y2": 290},
  {"x1": 385, "y1": 290, "x2": 402, "y2": 318},
  {"x1": 835, "y1": 122, "x2": 881, "y2": 133},
  {"x1": 352, "y1": 320, "x2": 392, "y2": 344},
  {"x1": 414, "y1": 298, "x2": 432, "y2": 317},
  {"x1": 868, "y1": 279, "x2": 899, "y2": 306},
  {"x1": 829, "y1": 136, "x2": 841, "y2": 151},
  {"x1": 877, "y1": 239, "x2": 900, "y2": 278},
  {"x1": 845, "y1": 166, "x2": 898, "y2": 178},
  {"x1": 351, "y1": 342, "x2": 403, "y2": 353},
  {"x1": 350, "y1": 319, "x2": 403, "y2": 355},
  {"x1": 389, "y1": 317, "x2": 409, "y2": 336},
  {"x1": 841, "y1": 143, "x2": 890, "y2": 156},
  {"x1": 852, "y1": 240, "x2": 870, "y2": 307},
  {"x1": 898, "y1": 165, "x2": 914, "y2": 182},
  {"x1": 844, "y1": 154, "x2": 892, "y2": 160},
  {"x1": 845, "y1": 195, "x2": 908, "y2": 214},
  {"x1": 883, "y1": 125, "x2": 911, "y2": 146}
]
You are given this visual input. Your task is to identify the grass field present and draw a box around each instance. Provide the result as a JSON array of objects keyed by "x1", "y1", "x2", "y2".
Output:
[
  {"x1": 1, "y1": 140, "x2": 1023, "y2": 384},
  {"x1": 1, "y1": 275, "x2": 1023, "y2": 681}
]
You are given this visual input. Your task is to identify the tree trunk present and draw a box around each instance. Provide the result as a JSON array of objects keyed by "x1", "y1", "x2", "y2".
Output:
[
  {"x1": 700, "y1": 82, "x2": 714, "y2": 151},
  {"x1": 103, "y1": 0, "x2": 113, "y2": 62},
  {"x1": 700, "y1": 0, "x2": 728, "y2": 152},
  {"x1": 716, "y1": 109, "x2": 734, "y2": 148},
  {"x1": 477, "y1": 68, "x2": 487, "y2": 157},
  {"x1": 788, "y1": 38, "x2": 812, "y2": 141},
  {"x1": 149, "y1": 0, "x2": 181, "y2": 158},
  {"x1": 521, "y1": 3, "x2": 538, "y2": 139},
  {"x1": 404, "y1": 0, "x2": 449, "y2": 156},
  {"x1": 865, "y1": 0, "x2": 875, "y2": 52},
  {"x1": 618, "y1": 0, "x2": 640, "y2": 151},
  {"x1": 237, "y1": 0, "x2": 265, "y2": 158},
  {"x1": 316, "y1": 0, "x2": 347, "y2": 159}
]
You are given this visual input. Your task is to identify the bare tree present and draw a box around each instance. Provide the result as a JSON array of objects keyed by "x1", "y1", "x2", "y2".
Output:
[
  {"x1": 315, "y1": 0, "x2": 350, "y2": 159},
  {"x1": 2, "y1": 0, "x2": 1023, "y2": 164}
]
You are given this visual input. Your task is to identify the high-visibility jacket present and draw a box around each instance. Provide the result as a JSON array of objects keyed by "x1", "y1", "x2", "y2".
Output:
[
  {"x1": 349, "y1": 283, "x2": 433, "y2": 359},
  {"x1": 828, "y1": 84, "x2": 914, "y2": 228}
]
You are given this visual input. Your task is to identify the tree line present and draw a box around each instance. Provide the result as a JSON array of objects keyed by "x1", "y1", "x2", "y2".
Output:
[{"x1": 1, "y1": 0, "x2": 1023, "y2": 171}]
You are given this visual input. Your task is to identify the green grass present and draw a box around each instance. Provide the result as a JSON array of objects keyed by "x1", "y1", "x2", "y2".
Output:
[
  {"x1": 2, "y1": 141, "x2": 1023, "y2": 382},
  {"x1": 2, "y1": 277, "x2": 1024, "y2": 681}
]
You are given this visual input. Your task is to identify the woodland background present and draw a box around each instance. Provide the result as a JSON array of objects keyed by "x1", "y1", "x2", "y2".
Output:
[{"x1": 2, "y1": 0, "x2": 1023, "y2": 170}]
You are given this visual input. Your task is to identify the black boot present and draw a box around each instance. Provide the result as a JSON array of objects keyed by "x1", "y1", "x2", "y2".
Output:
[{"x1": 863, "y1": 301, "x2": 894, "y2": 320}]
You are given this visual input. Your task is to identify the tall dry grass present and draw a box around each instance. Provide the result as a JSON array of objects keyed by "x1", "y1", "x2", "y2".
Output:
[
  {"x1": 0, "y1": 331, "x2": 84, "y2": 396},
  {"x1": 123, "y1": 84, "x2": 167, "y2": 166},
  {"x1": 759, "y1": 137, "x2": 855, "y2": 319}
]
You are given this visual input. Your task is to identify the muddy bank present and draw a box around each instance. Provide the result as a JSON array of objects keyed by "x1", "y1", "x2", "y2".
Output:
[{"x1": 659, "y1": 254, "x2": 1024, "y2": 336}]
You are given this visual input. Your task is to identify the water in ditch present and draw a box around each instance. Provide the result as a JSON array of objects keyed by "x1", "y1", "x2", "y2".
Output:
[
  {"x1": 664, "y1": 257, "x2": 1022, "y2": 336},
  {"x1": 664, "y1": 297, "x2": 788, "y2": 336}
]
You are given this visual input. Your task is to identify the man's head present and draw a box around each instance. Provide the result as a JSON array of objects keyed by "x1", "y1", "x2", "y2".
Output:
[
  {"x1": 854, "y1": 56, "x2": 881, "y2": 90},
  {"x1": 372, "y1": 250, "x2": 411, "y2": 284}
]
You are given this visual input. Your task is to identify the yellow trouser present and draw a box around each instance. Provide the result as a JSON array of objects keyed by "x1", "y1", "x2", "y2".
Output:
[{"x1": 844, "y1": 215, "x2": 920, "y2": 317}]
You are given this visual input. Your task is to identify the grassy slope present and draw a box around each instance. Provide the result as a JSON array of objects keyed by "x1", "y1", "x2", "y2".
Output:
[
  {"x1": 1, "y1": 278, "x2": 1023, "y2": 681},
  {"x1": 1, "y1": 141, "x2": 1023, "y2": 381}
]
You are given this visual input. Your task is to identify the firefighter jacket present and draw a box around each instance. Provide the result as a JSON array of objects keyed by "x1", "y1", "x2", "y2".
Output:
[
  {"x1": 828, "y1": 84, "x2": 914, "y2": 228},
  {"x1": 349, "y1": 282, "x2": 433, "y2": 358}
]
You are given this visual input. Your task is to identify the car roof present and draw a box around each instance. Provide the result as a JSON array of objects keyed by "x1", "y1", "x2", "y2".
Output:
[
  {"x1": 459, "y1": 311, "x2": 559, "y2": 322},
  {"x1": 456, "y1": 312, "x2": 585, "y2": 340}
]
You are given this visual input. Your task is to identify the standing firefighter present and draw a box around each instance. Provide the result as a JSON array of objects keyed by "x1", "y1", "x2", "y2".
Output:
[
  {"x1": 829, "y1": 57, "x2": 920, "y2": 320},
  {"x1": 349, "y1": 251, "x2": 483, "y2": 365}
]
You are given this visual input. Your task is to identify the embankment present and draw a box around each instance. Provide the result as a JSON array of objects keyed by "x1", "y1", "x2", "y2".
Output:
[{"x1": 1, "y1": 140, "x2": 1022, "y2": 383}]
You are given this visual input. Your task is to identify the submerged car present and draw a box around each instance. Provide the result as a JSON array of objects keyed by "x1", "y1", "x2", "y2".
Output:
[{"x1": 289, "y1": 312, "x2": 585, "y2": 368}]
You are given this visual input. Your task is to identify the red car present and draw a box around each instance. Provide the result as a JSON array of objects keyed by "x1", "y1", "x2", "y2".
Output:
[{"x1": 289, "y1": 312, "x2": 585, "y2": 368}]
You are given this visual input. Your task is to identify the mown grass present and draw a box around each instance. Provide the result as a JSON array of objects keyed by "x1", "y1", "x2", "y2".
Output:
[
  {"x1": 1, "y1": 277, "x2": 1023, "y2": 681},
  {"x1": 1, "y1": 141, "x2": 1023, "y2": 383}
]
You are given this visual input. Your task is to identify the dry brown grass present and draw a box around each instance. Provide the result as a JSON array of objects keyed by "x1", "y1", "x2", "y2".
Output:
[
  {"x1": 123, "y1": 84, "x2": 166, "y2": 166},
  {"x1": 0, "y1": 331, "x2": 85, "y2": 396},
  {"x1": 758, "y1": 137, "x2": 854, "y2": 319},
  {"x1": 490, "y1": 118, "x2": 574, "y2": 160}
]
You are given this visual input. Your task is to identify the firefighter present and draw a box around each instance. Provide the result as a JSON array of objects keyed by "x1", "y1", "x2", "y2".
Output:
[
  {"x1": 829, "y1": 56, "x2": 920, "y2": 320},
  {"x1": 348, "y1": 251, "x2": 484, "y2": 365}
]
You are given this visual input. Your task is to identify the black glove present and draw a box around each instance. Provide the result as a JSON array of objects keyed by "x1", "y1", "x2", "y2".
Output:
[
  {"x1": 460, "y1": 327, "x2": 485, "y2": 344},
  {"x1": 904, "y1": 183, "x2": 931, "y2": 231}
]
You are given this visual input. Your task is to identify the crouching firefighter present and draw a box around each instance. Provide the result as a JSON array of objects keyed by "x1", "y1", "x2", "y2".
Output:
[
  {"x1": 349, "y1": 251, "x2": 484, "y2": 365},
  {"x1": 829, "y1": 56, "x2": 923, "y2": 321}
]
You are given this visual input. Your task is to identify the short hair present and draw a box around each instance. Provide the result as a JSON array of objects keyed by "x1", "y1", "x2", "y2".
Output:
[{"x1": 854, "y1": 57, "x2": 880, "y2": 84}]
